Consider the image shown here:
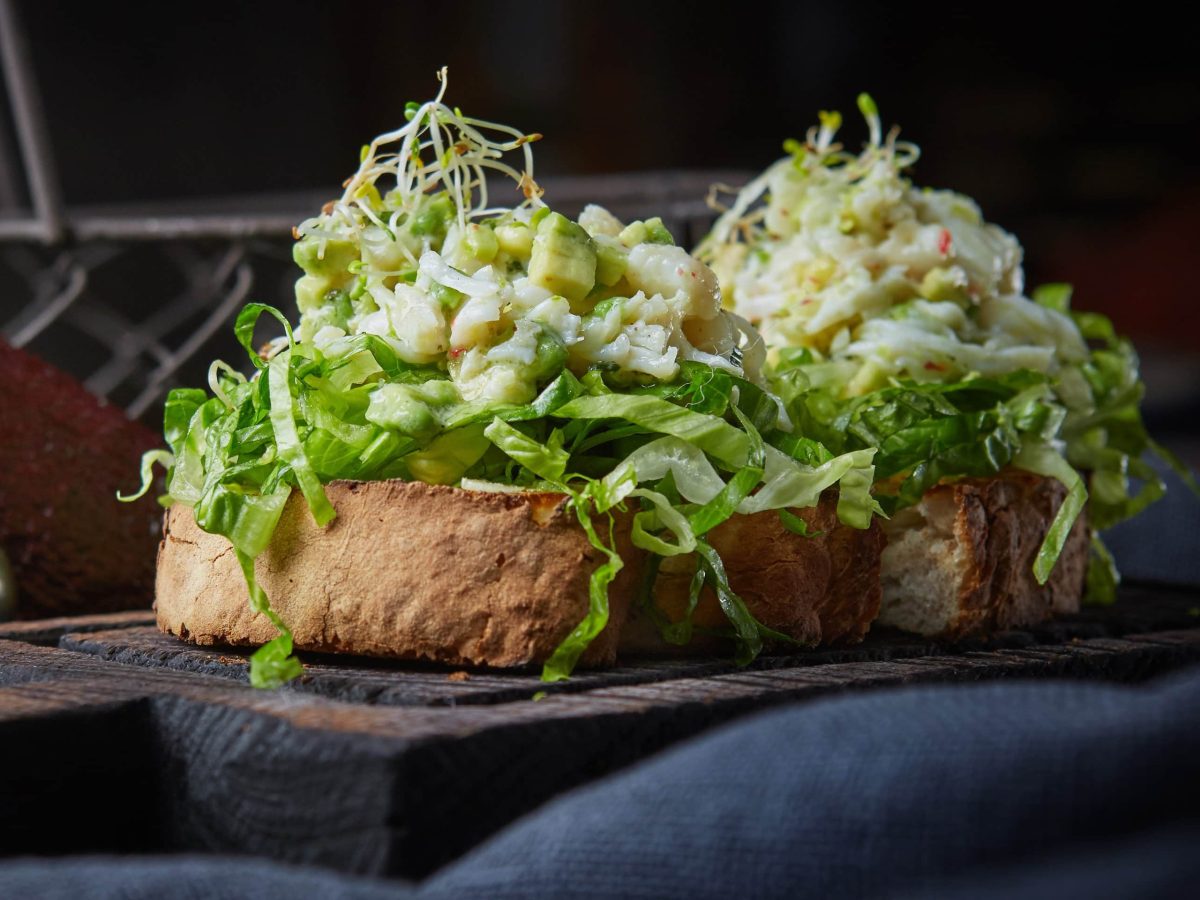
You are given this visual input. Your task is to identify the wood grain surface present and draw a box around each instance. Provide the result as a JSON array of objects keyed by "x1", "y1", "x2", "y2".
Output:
[{"x1": 1, "y1": 582, "x2": 1198, "y2": 877}]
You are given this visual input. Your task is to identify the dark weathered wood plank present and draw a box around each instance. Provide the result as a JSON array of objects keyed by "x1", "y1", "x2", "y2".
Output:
[
  {"x1": 48, "y1": 583, "x2": 1200, "y2": 708},
  {"x1": 0, "y1": 694, "x2": 164, "y2": 856},
  {"x1": 2, "y1": 584, "x2": 1198, "y2": 875},
  {"x1": 1125, "y1": 628, "x2": 1200, "y2": 646},
  {"x1": 3, "y1": 618, "x2": 1200, "y2": 878},
  {"x1": 58, "y1": 625, "x2": 787, "y2": 705},
  {"x1": 0, "y1": 609, "x2": 154, "y2": 645}
]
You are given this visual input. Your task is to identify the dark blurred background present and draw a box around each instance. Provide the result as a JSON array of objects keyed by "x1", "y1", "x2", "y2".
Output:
[{"x1": 2, "y1": 0, "x2": 1198, "y2": 449}]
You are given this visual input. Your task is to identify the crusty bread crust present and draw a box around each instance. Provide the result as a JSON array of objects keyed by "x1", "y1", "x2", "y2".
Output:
[
  {"x1": 877, "y1": 470, "x2": 1089, "y2": 637},
  {"x1": 621, "y1": 492, "x2": 886, "y2": 654},
  {"x1": 158, "y1": 470, "x2": 1084, "y2": 666},
  {"x1": 156, "y1": 480, "x2": 645, "y2": 668}
]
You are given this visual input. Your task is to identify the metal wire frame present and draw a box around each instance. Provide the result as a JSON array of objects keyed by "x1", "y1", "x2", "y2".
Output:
[{"x1": 0, "y1": 236, "x2": 298, "y2": 418}]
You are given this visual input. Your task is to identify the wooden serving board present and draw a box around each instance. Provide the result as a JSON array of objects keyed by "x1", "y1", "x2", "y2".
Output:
[{"x1": 1, "y1": 583, "x2": 1199, "y2": 877}]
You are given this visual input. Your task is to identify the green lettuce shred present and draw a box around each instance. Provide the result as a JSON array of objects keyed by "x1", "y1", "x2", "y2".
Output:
[
  {"x1": 1012, "y1": 442, "x2": 1089, "y2": 585},
  {"x1": 540, "y1": 488, "x2": 624, "y2": 682},
  {"x1": 767, "y1": 282, "x2": 1191, "y2": 599},
  {"x1": 237, "y1": 550, "x2": 303, "y2": 688}
]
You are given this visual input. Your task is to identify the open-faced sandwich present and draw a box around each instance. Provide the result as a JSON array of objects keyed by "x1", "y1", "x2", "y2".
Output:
[
  {"x1": 125, "y1": 72, "x2": 884, "y2": 686},
  {"x1": 699, "y1": 94, "x2": 1195, "y2": 637}
]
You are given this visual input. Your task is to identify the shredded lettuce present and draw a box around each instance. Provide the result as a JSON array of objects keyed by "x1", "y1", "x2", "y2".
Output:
[
  {"x1": 738, "y1": 446, "x2": 878, "y2": 521},
  {"x1": 690, "y1": 539, "x2": 806, "y2": 665},
  {"x1": 117, "y1": 449, "x2": 174, "y2": 503},
  {"x1": 236, "y1": 550, "x2": 303, "y2": 689},
  {"x1": 1085, "y1": 533, "x2": 1121, "y2": 606},
  {"x1": 597, "y1": 437, "x2": 727, "y2": 512},
  {"x1": 556, "y1": 394, "x2": 753, "y2": 468},
  {"x1": 267, "y1": 351, "x2": 336, "y2": 527},
  {"x1": 540, "y1": 488, "x2": 624, "y2": 682},
  {"x1": 694, "y1": 539, "x2": 761, "y2": 665},
  {"x1": 1012, "y1": 442, "x2": 1089, "y2": 584},
  {"x1": 1150, "y1": 438, "x2": 1200, "y2": 500},
  {"x1": 194, "y1": 484, "x2": 290, "y2": 560},
  {"x1": 688, "y1": 403, "x2": 766, "y2": 537},
  {"x1": 699, "y1": 89, "x2": 1191, "y2": 602},
  {"x1": 762, "y1": 284, "x2": 1190, "y2": 597},
  {"x1": 627, "y1": 488, "x2": 697, "y2": 556},
  {"x1": 483, "y1": 418, "x2": 569, "y2": 484},
  {"x1": 778, "y1": 509, "x2": 823, "y2": 538},
  {"x1": 235, "y1": 303, "x2": 294, "y2": 369}
]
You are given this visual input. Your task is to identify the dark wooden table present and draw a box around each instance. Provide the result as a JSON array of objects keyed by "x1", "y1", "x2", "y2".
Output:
[{"x1": 2, "y1": 582, "x2": 1198, "y2": 878}]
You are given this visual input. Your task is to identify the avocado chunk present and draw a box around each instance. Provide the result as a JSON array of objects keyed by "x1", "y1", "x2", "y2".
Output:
[
  {"x1": 404, "y1": 424, "x2": 490, "y2": 484},
  {"x1": 463, "y1": 223, "x2": 499, "y2": 263},
  {"x1": 617, "y1": 217, "x2": 675, "y2": 248},
  {"x1": 293, "y1": 238, "x2": 359, "y2": 277},
  {"x1": 366, "y1": 383, "x2": 440, "y2": 441},
  {"x1": 409, "y1": 194, "x2": 454, "y2": 240},
  {"x1": 594, "y1": 239, "x2": 628, "y2": 287},
  {"x1": 495, "y1": 221, "x2": 534, "y2": 261},
  {"x1": 617, "y1": 221, "x2": 647, "y2": 248},
  {"x1": 528, "y1": 212, "x2": 597, "y2": 302},
  {"x1": 295, "y1": 274, "x2": 336, "y2": 312},
  {"x1": 642, "y1": 217, "x2": 675, "y2": 245}
]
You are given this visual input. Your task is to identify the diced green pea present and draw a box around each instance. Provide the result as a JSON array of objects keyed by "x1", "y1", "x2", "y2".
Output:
[
  {"x1": 530, "y1": 329, "x2": 567, "y2": 381},
  {"x1": 642, "y1": 217, "x2": 675, "y2": 245},
  {"x1": 410, "y1": 195, "x2": 454, "y2": 239},
  {"x1": 429, "y1": 282, "x2": 464, "y2": 309}
]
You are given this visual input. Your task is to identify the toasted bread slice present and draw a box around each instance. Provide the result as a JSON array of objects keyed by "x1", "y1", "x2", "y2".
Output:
[
  {"x1": 156, "y1": 480, "x2": 646, "y2": 668},
  {"x1": 620, "y1": 492, "x2": 886, "y2": 654},
  {"x1": 158, "y1": 481, "x2": 889, "y2": 668},
  {"x1": 877, "y1": 470, "x2": 1089, "y2": 637}
]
